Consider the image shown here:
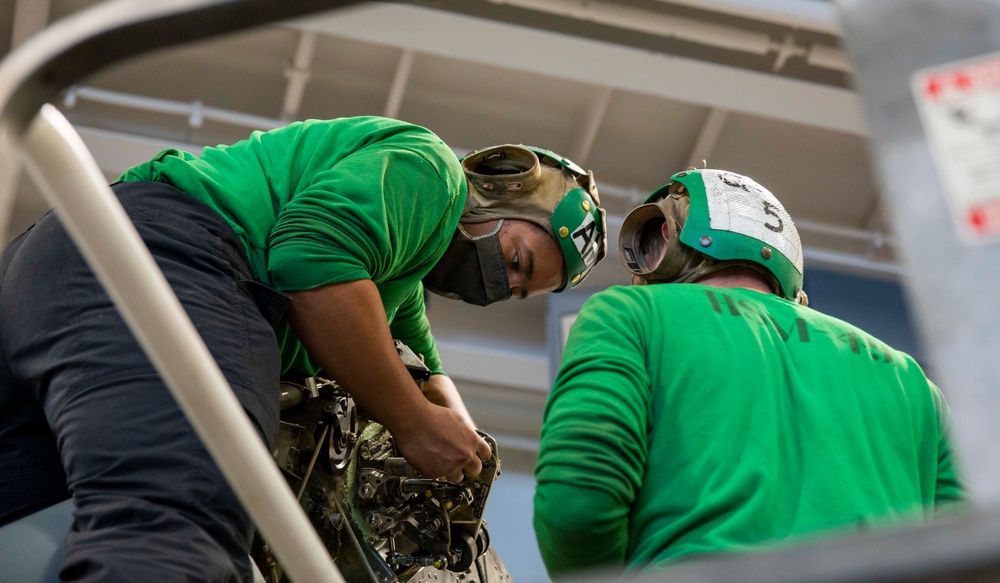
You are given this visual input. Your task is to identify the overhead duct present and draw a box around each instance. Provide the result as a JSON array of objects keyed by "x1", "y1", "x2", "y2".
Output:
[
  {"x1": 652, "y1": 0, "x2": 842, "y2": 36},
  {"x1": 486, "y1": 0, "x2": 850, "y2": 72}
]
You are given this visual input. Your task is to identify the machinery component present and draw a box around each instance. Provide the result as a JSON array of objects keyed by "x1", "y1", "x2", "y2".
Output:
[
  {"x1": 345, "y1": 422, "x2": 500, "y2": 579},
  {"x1": 254, "y1": 341, "x2": 505, "y2": 583},
  {"x1": 395, "y1": 340, "x2": 431, "y2": 384}
]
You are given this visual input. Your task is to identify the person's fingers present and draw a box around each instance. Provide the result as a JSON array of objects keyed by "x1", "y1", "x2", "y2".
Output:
[
  {"x1": 476, "y1": 436, "x2": 493, "y2": 463},
  {"x1": 463, "y1": 455, "x2": 483, "y2": 479},
  {"x1": 395, "y1": 405, "x2": 495, "y2": 482}
]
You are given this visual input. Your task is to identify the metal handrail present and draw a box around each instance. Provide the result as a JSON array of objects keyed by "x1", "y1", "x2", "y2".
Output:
[{"x1": 0, "y1": 1, "x2": 367, "y2": 581}]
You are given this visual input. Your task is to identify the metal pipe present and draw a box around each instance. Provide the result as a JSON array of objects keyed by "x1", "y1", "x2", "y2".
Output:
[
  {"x1": 281, "y1": 30, "x2": 318, "y2": 122},
  {"x1": 795, "y1": 217, "x2": 896, "y2": 247},
  {"x1": 573, "y1": 87, "x2": 613, "y2": 165},
  {"x1": 807, "y1": 42, "x2": 852, "y2": 72},
  {"x1": 67, "y1": 85, "x2": 286, "y2": 130},
  {"x1": 685, "y1": 108, "x2": 729, "y2": 169},
  {"x1": 384, "y1": 48, "x2": 415, "y2": 119},
  {"x1": 802, "y1": 247, "x2": 903, "y2": 278},
  {"x1": 772, "y1": 32, "x2": 808, "y2": 71},
  {"x1": 600, "y1": 180, "x2": 897, "y2": 253}
]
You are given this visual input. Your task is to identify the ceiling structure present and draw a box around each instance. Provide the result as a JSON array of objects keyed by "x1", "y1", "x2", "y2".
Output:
[{"x1": 1, "y1": 0, "x2": 894, "y2": 466}]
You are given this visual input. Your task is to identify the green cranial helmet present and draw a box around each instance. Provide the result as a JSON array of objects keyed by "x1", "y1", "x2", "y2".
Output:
[
  {"x1": 461, "y1": 144, "x2": 607, "y2": 290},
  {"x1": 619, "y1": 169, "x2": 806, "y2": 304}
]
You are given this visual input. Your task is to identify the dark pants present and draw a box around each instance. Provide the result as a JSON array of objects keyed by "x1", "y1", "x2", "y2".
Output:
[{"x1": 0, "y1": 181, "x2": 288, "y2": 582}]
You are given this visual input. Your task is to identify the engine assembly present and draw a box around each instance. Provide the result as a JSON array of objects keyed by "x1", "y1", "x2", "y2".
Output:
[{"x1": 252, "y1": 341, "x2": 508, "y2": 583}]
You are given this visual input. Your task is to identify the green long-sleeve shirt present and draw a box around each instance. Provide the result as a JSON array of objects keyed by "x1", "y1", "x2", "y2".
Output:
[
  {"x1": 534, "y1": 284, "x2": 962, "y2": 577},
  {"x1": 119, "y1": 116, "x2": 466, "y2": 374}
]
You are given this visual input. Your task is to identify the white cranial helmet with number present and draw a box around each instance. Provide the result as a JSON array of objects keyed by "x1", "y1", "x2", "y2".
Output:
[{"x1": 619, "y1": 168, "x2": 806, "y2": 304}]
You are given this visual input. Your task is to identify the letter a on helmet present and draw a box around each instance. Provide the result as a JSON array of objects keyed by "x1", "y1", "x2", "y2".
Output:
[{"x1": 460, "y1": 145, "x2": 608, "y2": 290}]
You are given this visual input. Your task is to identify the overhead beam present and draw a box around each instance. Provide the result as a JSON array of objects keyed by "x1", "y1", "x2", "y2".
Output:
[
  {"x1": 573, "y1": 87, "x2": 613, "y2": 165},
  {"x1": 280, "y1": 30, "x2": 317, "y2": 122},
  {"x1": 652, "y1": 0, "x2": 842, "y2": 36},
  {"x1": 686, "y1": 107, "x2": 729, "y2": 169},
  {"x1": 288, "y1": 3, "x2": 866, "y2": 135},
  {"x1": 489, "y1": 0, "x2": 777, "y2": 56},
  {"x1": 384, "y1": 48, "x2": 415, "y2": 119}
]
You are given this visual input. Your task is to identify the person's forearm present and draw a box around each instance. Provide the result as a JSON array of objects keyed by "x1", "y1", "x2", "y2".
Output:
[
  {"x1": 534, "y1": 481, "x2": 630, "y2": 575},
  {"x1": 423, "y1": 374, "x2": 476, "y2": 428},
  {"x1": 285, "y1": 280, "x2": 427, "y2": 435}
]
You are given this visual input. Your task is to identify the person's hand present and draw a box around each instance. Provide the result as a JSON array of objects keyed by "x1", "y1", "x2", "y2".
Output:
[{"x1": 390, "y1": 401, "x2": 493, "y2": 483}]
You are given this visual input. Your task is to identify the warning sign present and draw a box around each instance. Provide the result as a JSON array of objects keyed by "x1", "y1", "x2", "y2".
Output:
[{"x1": 912, "y1": 52, "x2": 1000, "y2": 244}]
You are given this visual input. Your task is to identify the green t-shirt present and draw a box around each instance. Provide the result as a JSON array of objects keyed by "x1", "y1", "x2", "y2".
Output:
[
  {"x1": 118, "y1": 116, "x2": 466, "y2": 374},
  {"x1": 534, "y1": 284, "x2": 962, "y2": 576}
]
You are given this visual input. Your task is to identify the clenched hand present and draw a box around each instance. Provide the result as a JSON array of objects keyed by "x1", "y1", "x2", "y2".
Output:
[{"x1": 392, "y1": 401, "x2": 493, "y2": 483}]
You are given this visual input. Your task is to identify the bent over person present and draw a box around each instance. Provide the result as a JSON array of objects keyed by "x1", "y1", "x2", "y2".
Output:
[
  {"x1": 533, "y1": 168, "x2": 962, "y2": 577},
  {"x1": 0, "y1": 115, "x2": 606, "y2": 581}
]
